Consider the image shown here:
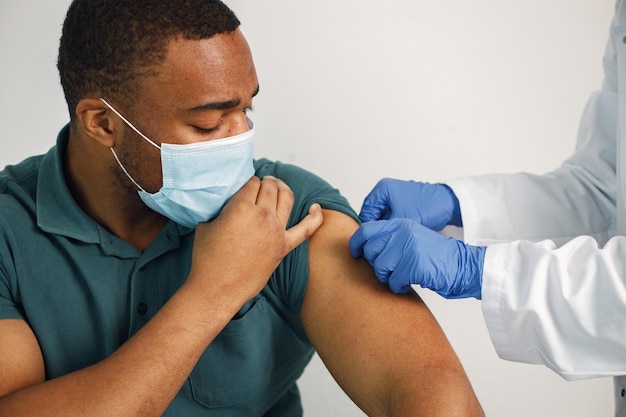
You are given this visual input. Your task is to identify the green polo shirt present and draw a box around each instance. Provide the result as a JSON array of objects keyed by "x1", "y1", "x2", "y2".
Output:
[{"x1": 0, "y1": 125, "x2": 359, "y2": 416}]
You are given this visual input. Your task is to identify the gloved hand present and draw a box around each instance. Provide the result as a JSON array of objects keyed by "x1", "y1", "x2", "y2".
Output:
[
  {"x1": 349, "y1": 218, "x2": 486, "y2": 298},
  {"x1": 358, "y1": 178, "x2": 462, "y2": 231}
]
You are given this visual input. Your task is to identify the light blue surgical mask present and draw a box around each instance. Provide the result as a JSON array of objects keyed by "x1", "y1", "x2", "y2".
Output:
[{"x1": 100, "y1": 98, "x2": 255, "y2": 228}]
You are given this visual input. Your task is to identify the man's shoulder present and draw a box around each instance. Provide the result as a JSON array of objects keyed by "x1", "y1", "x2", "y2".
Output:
[
  {"x1": 253, "y1": 158, "x2": 358, "y2": 222},
  {"x1": 254, "y1": 158, "x2": 326, "y2": 188},
  {"x1": 0, "y1": 155, "x2": 44, "y2": 189},
  {"x1": 0, "y1": 154, "x2": 45, "y2": 216}
]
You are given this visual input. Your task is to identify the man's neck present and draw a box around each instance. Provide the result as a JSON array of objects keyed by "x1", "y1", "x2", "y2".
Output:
[{"x1": 64, "y1": 131, "x2": 167, "y2": 252}]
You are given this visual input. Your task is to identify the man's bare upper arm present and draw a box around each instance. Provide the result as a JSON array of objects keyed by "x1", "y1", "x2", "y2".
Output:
[
  {"x1": 0, "y1": 319, "x2": 45, "y2": 397},
  {"x1": 301, "y1": 209, "x2": 482, "y2": 416}
]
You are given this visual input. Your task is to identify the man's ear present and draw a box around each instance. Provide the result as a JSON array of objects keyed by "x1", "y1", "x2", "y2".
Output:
[{"x1": 75, "y1": 98, "x2": 119, "y2": 148}]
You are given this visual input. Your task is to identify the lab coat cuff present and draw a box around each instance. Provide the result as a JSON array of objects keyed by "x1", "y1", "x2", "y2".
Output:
[
  {"x1": 444, "y1": 178, "x2": 481, "y2": 244},
  {"x1": 480, "y1": 244, "x2": 518, "y2": 357}
]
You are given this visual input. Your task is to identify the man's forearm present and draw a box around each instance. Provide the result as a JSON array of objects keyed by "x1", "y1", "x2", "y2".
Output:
[
  {"x1": 0, "y1": 281, "x2": 240, "y2": 417},
  {"x1": 387, "y1": 366, "x2": 485, "y2": 417}
]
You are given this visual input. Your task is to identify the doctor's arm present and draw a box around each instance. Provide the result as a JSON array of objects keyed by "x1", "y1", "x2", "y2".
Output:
[
  {"x1": 441, "y1": 6, "x2": 626, "y2": 379},
  {"x1": 445, "y1": 7, "x2": 619, "y2": 247},
  {"x1": 300, "y1": 209, "x2": 484, "y2": 416},
  {"x1": 481, "y1": 236, "x2": 626, "y2": 380}
]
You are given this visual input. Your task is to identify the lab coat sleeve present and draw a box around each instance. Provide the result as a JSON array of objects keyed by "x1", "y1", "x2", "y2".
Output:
[
  {"x1": 444, "y1": 2, "x2": 625, "y2": 380},
  {"x1": 446, "y1": 0, "x2": 619, "y2": 247},
  {"x1": 447, "y1": 87, "x2": 617, "y2": 248},
  {"x1": 482, "y1": 237, "x2": 626, "y2": 380}
]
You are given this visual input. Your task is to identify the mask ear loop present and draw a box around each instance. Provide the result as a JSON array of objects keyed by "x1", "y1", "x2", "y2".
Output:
[
  {"x1": 99, "y1": 97, "x2": 159, "y2": 193},
  {"x1": 110, "y1": 147, "x2": 146, "y2": 192},
  {"x1": 99, "y1": 98, "x2": 161, "y2": 150}
]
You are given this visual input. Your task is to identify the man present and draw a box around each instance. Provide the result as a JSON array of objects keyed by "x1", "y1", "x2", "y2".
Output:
[
  {"x1": 349, "y1": 0, "x2": 626, "y2": 415},
  {"x1": 0, "y1": 1, "x2": 483, "y2": 416}
]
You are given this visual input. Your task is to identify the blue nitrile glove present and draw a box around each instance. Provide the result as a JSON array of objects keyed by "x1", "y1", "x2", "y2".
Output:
[
  {"x1": 359, "y1": 179, "x2": 462, "y2": 231},
  {"x1": 349, "y1": 218, "x2": 486, "y2": 299}
]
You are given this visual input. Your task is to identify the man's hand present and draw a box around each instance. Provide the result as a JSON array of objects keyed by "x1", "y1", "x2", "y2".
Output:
[
  {"x1": 349, "y1": 218, "x2": 485, "y2": 298},
  {"x1": 0, "y1": 176, "x2": 321, "y2": 417},
  {"x1": 358, "y1": 178, "x2": 462, "y2": 230},
  {"x1": 189, "y1": 176, "x2": 323, "y2": 303}
]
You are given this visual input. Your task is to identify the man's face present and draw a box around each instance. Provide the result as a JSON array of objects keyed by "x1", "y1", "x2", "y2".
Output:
[{"x1": 112, "y1": 29, "x2": 259, "y2": 194}]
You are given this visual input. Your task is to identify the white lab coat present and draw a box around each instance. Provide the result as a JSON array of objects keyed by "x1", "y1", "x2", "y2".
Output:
[{"x1": 446, "y1": 1, "x2": 626, "y2": 414}]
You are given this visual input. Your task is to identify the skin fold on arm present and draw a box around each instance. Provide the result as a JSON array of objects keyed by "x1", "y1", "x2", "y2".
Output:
[{"x1": 301, "y1": 209, "x2": 485, "y2": 417}]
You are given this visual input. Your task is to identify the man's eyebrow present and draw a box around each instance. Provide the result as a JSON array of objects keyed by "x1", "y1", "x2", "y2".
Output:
[{"x1": 185, "y1": 84, "x2": 260, "y2": 113}]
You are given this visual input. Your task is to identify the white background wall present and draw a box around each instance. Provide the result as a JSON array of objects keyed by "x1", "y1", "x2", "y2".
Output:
[{"x1": 0, "y1": 0, "x2": 616, "y2": 415}]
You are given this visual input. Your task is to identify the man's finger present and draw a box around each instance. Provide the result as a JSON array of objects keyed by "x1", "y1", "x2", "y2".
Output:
[
  {"x1": 255, "y1": 175, "x2": 280, "y2": 207},
  {"x1": 274, "y1": 178, "x2": 296, "y2": 225},
  {"x1": 228, "y1": 176, "x2": 261, "y2": 205},
  {"x1": 283, "y1": 203, "x2": 323, "y2": 253}
]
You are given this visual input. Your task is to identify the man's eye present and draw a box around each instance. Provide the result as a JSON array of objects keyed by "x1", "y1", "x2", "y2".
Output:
[{"x1": 193, "y1": 126, "x2": 219, "y2": 134}]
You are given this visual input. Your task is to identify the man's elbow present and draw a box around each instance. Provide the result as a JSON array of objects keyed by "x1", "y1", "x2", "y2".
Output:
[{"x1": 388, "y1": 366, "x2": 484, "y2": 417}]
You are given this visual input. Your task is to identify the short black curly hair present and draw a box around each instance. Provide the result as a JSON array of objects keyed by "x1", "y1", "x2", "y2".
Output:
[{"x1": 57, "y1": 0, "x2": 241, "y2": 118}]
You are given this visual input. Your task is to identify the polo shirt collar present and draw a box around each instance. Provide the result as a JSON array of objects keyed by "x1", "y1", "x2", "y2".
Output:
[{"x1": 37, "y1": 124, "x2": 193, "y2": 257}]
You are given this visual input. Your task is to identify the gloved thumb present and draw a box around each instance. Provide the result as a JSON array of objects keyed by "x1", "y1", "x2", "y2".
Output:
[
  {"x1": 349, "y1": 220, "x2": 389, "y2": 258},
  {"x1": 358, "y1": 185, "x2": 391, "y2": 222},
  {"x1": 350, "y1": 220, "x2": 408, "y2": 286},
  {"x1": 359, "y1": 203, "x2": 387, "y2": 223},
  {"x1": 350, "y1": 220, "x2": 396, "y2": 256}
]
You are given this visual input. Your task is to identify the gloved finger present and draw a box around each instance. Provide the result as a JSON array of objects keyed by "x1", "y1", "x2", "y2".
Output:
[
  {"x1": 388, "y1": 276, "x2": 412, "y2": 294},
  {"x1": 369, "y1": 233, "x2": 405, "y2": 285},
  {"x1": 359, "y1": 202, "x2": 389, "y2": 223},
  {"x1": 350, "y1": 221, "x2": 403, "y2": 284},
  {"x1": 379, "y1": 235, "x2": 416, "y2": 294},
  {"x1": 349, "y1": 220, "x2": 390, "y2": 258},
  {"x1": 348, "y1": 228, "x2": 365, "y2": 258},
  {"x1": 358, "y1": 181, "x2": 393, "y2": 222}
]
